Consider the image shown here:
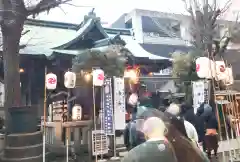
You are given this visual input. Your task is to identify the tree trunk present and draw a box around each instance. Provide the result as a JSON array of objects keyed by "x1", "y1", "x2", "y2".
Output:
[
  {"x1": 2, "y1": 25, "x2": 23, "y2": 106},
  {"x1": 2, "y1": 19, "x2": 24, "y2": 133}
]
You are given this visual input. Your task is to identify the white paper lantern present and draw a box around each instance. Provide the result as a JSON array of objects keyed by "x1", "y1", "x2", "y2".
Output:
[
  {"x1": 92, "y1": 69, "x2": 104, "y2": 86},
  {"x1": 196, "y1": 57, "x2": 215, "y2": 79},
  {"x1": 46, "y1": 73, "x2": 57, "y2": 90},
  {"x1": 128, "y1": 93, "x2": 138, "y2": 106},
  {"x1": 72, "y1": 104, "x2": 82, "y2": 121},
  {"x1": 215, "y1": 61, "x2": 226, "y2": 81},
  {"x1": 223, "y1": 67, "x2": 234, "y2": 85},
  {"x1": 64, "y1": 71, "x2": 76, "y2": 88}
]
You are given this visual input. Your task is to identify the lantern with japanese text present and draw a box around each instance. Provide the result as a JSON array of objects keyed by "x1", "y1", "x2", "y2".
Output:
[
  {"x1": 215, "y1": 61, "x2": 226, "y2": 81},
  {"x1": 46, "y1": 73, "x2": 57, "y2": 90},
  {"x1": 196, "y1": 57, "x2": 215, "y2": 79},
  {"x1": 92, "y1": 69, "x2": 104, "y2": 86},
  {"x1": 64, "y1": 71, "x2": 76, "y2": 88},
  {"x1": 223, "y1": 67, "x2": 234, "y2": 85},
  {"x1": 72, "y1": 104, "x2": 82, "y2": 120}
]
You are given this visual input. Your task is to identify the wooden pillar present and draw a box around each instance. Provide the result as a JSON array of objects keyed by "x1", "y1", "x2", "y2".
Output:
[
  {"x1": 27, "y1": 61, "x2": 32, "y2": 106},
  {"x1": 82, "y1": 127, "x2": 89, "y2": 144},
  {"x1": 54, "y1": 122, "x2": 63, "y2": 144},
  {"x1": 74, "y1": 127, "x2": 81, "y2": 144}
]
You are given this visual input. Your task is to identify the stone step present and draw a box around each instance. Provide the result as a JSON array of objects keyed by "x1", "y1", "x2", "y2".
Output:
[
  {"x1": 6, "y1": 131, "x2": 42, "y2": 147},
  {"x1": 1, "y1": 152, "x2": 51, "y2": 162},
  {"x1": 4, "y1": 143, "x2": 43, "y2": 159}
]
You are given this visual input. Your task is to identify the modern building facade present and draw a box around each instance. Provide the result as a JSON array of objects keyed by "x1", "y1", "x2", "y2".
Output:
[
  {"x1": 111, "y1": 9, "x2": 192, "y2": 45},
  {"x1": 111, "y1": 9, "x2": 240, "y2": 77},
  {"x1": 111, "y1": 9, "x2": 193, "y2": 61}
]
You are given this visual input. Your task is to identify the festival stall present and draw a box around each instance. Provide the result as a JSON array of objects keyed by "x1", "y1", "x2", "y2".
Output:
[
  {"x1": 43, "y1": 70, "x2": 93, "y2": 161},
  {"x1": 42, "y1": 67, "x2": 128, "y2": 162},
  {"x1": 215, "y1": 90, "x2": 240, "y2": 137},
  {"x1": 194, "y1": 57, "x2": 240, "y2": 156}
]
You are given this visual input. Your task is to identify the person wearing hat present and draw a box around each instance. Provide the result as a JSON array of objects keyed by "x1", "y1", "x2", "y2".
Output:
[{"x1": 122, "y1": 117, "x2": 177, "y2": 162}]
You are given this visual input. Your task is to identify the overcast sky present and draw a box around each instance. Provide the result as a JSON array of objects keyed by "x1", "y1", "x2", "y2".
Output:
[{"x1": 34, "y1": 0, "x2": 232, "y2": 27}]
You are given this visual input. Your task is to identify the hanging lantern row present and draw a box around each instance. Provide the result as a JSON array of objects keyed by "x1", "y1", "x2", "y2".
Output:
[
  {"x1": 196, "y1": 57, "x2": 234, "y2": 85},
  {"x1": 45, "y1": 69, "x2": 105, "y2": 90}
]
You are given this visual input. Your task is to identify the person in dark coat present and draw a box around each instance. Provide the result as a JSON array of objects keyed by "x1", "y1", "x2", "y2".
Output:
[
  {"x1": 196, "y1": 103, "x2": 219, "y2": 158},
  {"x1": 181, "y1": 103, "x2": 205, "y2": 145},
  {"x1": 204, "y1": 113, "x2": 218, "y2": 158},
  {"x1": 181, "y1": 103, "x2": 197, "y2": 126},
  {"x1": 196, "y1": 103, "x2": 208, "y2": 148},
  {"x1": 124, "y1": 95, "x2": 153, "y2": 150}
]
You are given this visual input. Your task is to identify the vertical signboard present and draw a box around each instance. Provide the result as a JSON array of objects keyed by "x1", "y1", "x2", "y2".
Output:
[
  {"x1": 192, "y1": 80, "x2": 209, "y2": 114},
  {"x1": 91, "y1": 130, "x2": 108, "y2": 155},
  {"x1": 113, "y1": 77, "x2": 126, "y2": 130},
  {"x1": 102, "y1": 78, "x2": 114, "y2": 135}
]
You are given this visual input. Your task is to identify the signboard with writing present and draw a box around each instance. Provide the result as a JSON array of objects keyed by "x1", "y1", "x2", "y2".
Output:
[
  {"x1": 102, "y1": 78, "x2": 114, "y2": 135},
  {"x1": 91, "y1": 130, "x2": 108, "y2": 156},
  {"x1": 192, "y1": 80, "x2": 209, "y2": 114},
  {"x1": 113, "y1": 77, "x2": 126, "y2": 130}
]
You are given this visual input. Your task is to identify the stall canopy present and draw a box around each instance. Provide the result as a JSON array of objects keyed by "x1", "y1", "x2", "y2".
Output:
[
  {"x1": 140, "y1": 43, "x2": 191, "y2": 59},
  {"x1": 124, "y1": 38, "x2": 172, "y2": 60}
]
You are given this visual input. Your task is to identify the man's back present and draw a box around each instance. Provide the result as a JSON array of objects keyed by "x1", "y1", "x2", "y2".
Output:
[{"x1": 122, "y1": 140, "x2": 177, "y2": 162}]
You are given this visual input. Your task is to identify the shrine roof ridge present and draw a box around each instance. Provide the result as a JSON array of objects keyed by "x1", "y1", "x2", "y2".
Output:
[{"x1": 25, "y1": 19, "x2": 132, "y2": 36}]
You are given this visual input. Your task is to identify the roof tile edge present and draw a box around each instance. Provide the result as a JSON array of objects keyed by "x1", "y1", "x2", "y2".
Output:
[{"x1": 25, "y1": 19, "x2": 131, "y2": 35}]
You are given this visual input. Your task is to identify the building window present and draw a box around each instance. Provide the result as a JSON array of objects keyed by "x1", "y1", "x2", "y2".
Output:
[{"x1": 141, "y1": 16, "x2": 181, "y2": 38}]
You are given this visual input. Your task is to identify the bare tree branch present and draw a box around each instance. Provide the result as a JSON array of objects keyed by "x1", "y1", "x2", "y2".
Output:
[
  {"x1": 58, "y1": 6, "x2": 67, "y2": 15},
  {"x1": 26, "y1": 0, "x2": 72, "y2": 16},
  {"x1": 181, "y1": 0, "x2": 236, "y2": 58},
  {"x1": 220, "y1": 0, "x2": 232, "y2": 14},
  {"x1": 64, "y1": 3, "x2": 94, "y2": 8}
]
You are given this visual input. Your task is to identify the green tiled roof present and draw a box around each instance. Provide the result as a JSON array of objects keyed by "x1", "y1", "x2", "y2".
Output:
[
  {"x1": 19, "y1": 23, "x2": 76, "y2": 56},
  {"x1": 0, "y1": 17, "x2": 132, "y2": 57},
  {"x1": 53, "y1": 18, "x2": 109, "y2": 50}
]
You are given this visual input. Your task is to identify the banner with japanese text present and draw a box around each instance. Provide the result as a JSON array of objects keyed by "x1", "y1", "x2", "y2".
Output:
[{"x1": 102, "y1": 78, "x2": 114, "y2": 135}]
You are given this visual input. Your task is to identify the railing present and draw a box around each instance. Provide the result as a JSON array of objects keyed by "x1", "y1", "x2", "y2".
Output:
[
  {"x1": 45, "y1": 126, "x2": 54, "y2": 145},
  {"x1": 142, "y1": 34, "x2": 189, "y2": 46},
  {"x1": 215, "y1": 91, "x2": 240, "y2": 161},
  {"x1": 42, "y1": 120, "x2": 92, "y2": 156}
]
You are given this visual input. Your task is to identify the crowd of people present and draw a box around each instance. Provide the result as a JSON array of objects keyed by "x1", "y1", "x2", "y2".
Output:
[{"x1": 122, "y1": 95, "x2": 219, "y2": 162}]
